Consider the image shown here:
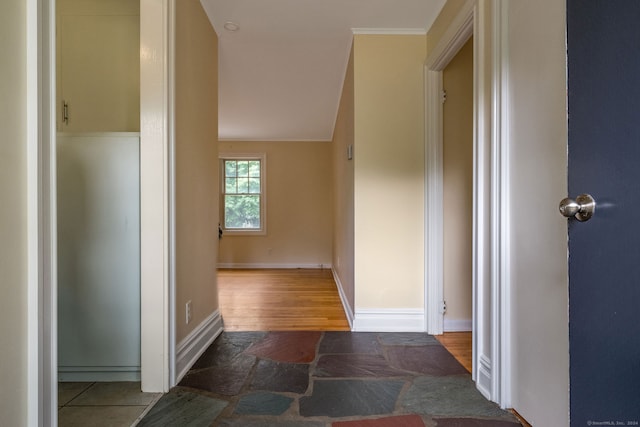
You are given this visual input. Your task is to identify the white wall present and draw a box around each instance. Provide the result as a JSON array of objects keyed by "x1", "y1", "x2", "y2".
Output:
[
  {"x1": 0, "y1": 0, "x2": 28, "y2": 423},
  {"x1": 507, "y1": 1, "x2": 569, "y2": 425}
]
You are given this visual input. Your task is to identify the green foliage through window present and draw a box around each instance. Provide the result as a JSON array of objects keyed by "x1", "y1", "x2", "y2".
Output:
[{"x1": 223, "y1": 159, "x2": 262, "y2": 229}]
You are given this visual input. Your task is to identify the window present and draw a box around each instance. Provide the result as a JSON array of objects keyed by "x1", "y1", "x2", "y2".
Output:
[{"x1": 220, "y1": 154, "x2": 266, "y2": 234}]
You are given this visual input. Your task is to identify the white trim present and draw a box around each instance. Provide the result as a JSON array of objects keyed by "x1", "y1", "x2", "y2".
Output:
[
  {"x1": 444, "y1": 319, "x2": 473, "y2": 332},
  {"x1": 331, "y1": 268, "x2": 355, "y2": 330},
  {"x1": 476, "y1": 354, "x2": 493, "y2": 399},
  {"x1": 218, "y1": 263, "x2": 333, "y2": 270},
  {"x1": 424, "y1": 68, "x2": 444, "y2": 335},
  {"x1": 492, "y1": 0, "x2": 511, "y2": 408},
  {"x1": 425, "y1": 0, "x2": 475, "y2": 70},
  {"x1": 175, "y1": 310, "x2": 224, "y2": 384},
  {"x1": 167, "y1": 0, "x2": 177, "y2": 389},
  {"x1": 424, "y1": 0, "x2": 513, "y2": 409},
  {"x1": 353, "y1": 309, "x2": 425, "y2": 332},
  {"x1": 58, "y1": 368, "x2": 140, "y2": 382},
  {"x1": 140, "y1": 0, "x2": 172, "y2": 393},
  {"x1": 352, "y1": 28, "x2": 427, "y2": 35},
  {"x1": 423, "y1": 1, "x2": 474, "y2": 336},
  {"x1": 219, "y1": 152, "x2": 267, "y2": 236},
  {"x1": 28, "y1": 0, "x2": 57, "y2": 424}
]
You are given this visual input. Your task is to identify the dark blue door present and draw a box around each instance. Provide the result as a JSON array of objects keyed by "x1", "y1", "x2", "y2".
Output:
[{"x1": 567, "y1": 1, "x2": 640, "y2": 424}]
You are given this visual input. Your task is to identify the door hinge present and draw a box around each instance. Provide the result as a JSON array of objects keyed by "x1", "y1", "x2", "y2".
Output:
[
  {"x1": 440, "y1": 301, "x2": 447, "y2": 314},
  {"x1": 441, "y1": 90, "x2": 447, "y2": 104}
]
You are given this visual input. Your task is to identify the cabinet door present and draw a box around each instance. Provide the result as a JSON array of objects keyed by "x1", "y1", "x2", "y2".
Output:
[{"x1": 59, "y1": 14, "x2": 139, "y2": 132}]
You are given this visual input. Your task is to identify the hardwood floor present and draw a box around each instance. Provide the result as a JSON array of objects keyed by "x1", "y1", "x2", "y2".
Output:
[
  {"x1": 217, "y1": 268, "x2": 351, "y2": 331},
  {"x1": 217, "y1": 268, "x2": 473, "y2": 374},
  {"x1": 435, "y1": 331, "x2": 472, "y2": 373}
]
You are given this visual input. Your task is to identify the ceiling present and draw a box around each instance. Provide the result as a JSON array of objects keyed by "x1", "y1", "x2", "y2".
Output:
[{"x1": 200, "y1": 0, "x2": 446, "y2": 141}]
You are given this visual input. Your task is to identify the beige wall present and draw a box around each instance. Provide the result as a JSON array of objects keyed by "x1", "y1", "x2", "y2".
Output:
[
  {"x1": 0, "y1": 0, "x2": 28, "y2": 423},
  {"x1": 442, "y1": 37, "x2": 473, "y2": 326},
  {"x1": 57, "y1": 0, "x2": 140, "y2": 132},
  {"x1": 508, "y1": 1, "x2": 569, "y2": 424},
  {"x1": 353, "y1": 34, "x2": 426, "y2": 310},
  {"x1": 218, "y1": 141, "x2": 333, "y2": 267},
  {"x1": 332, "y1": 44, "x2": 355, "y2": 315},
  {"x1": 174, "y1": 0, "x2": 220, "y2": 343}
]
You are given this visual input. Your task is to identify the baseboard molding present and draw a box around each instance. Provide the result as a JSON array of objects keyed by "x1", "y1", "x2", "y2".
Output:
[
  {"x1": 58, "y1": 367, "x2": 140, "y2": 382},
  {"x1": 476, "y1": 354, "x2": 493, "y2": 400},
  {"x1": 331, "y1": 268, "x2": 354, "y2": 329},
  {"x1": 444, "y1": 318, "x2": 472, "y2": 332},
  {"x1": 175, "y1": 310, "x2": 224, "y2": 384},
  {"x1": 352, "y1": 309, "x2": 425, "y2": 332},
  {"x1": 217, "y1": 263, "x2": 333, "y2": 270}
]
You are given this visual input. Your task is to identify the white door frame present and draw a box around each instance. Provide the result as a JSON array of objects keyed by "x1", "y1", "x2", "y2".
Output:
[
  {"x1": 29, "y1": 0, "x2": 175, "y2": 423},
  {"x1": 424, "y1": 0, "x2": 511, "y2": 408},
  {"x1": 27, "y1": 0, "x2": 57, "y2": 424}
]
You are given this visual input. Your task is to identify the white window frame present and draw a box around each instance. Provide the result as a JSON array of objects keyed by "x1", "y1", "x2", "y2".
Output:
[{"x1": 219, "y1": 153, "x2": 267, "y2": 235}]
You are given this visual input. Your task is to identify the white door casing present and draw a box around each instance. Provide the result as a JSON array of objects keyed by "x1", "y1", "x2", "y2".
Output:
[{"x1": 424, "y1": 0, "x2": 511, "y2": 407}]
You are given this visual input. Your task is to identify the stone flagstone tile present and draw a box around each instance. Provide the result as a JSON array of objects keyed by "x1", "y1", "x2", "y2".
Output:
[
  {"x1": 58, "y1": 406, "x2": 147, "y2": 427},
  {"x1": 378, "y1": 332, "x2": 440, "y2": 346},
  {"x1": 136, "y1": 388, "x2": 227, "y2": 427},
  {"x1": 319, "y1": 332, "x2": 382, "y2": 354},
  {"x1": 66, "y1": 381, "x2": 159, "y2": 406},
  {"x1": 332, "y1": 414, "x2": 427, "y2": 427},
  {"x1": 402, "y1": 376, "x2": 518, "y2": 420},
  {"x1": 58, "y1": 382, "x2": 92, "y2": 406},
  {"x1": 387, "y1": 345, "x2": 468, "y2": 376},
  {"x1": 434, "y1": 418, "x2": 522, "y2": 427},
  {"x1": 299, "y1": 379, "x2": 405, "y2": 418},
  {"x1": 192, "y1": 331, "x2": 266, "y2": 370},
  {"x1": 250, "y1": 359, "x2": 310, "y2": 393},
  {"x1": 234, "y1": 391, "x2": 294, "y2": 415},
  {"x1": 245, "y1": 331, "x2": 321, "y2": 363},
  {"x1": 179, "y1": 353, "x2": 255, "y2": 395},
  {"x1": 314, "y1": 354, "x2": 407, "y2": 378}
]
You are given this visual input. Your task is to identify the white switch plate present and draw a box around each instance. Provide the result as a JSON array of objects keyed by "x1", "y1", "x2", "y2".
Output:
[{"x1": 186, "y1": 300, "x2": 192, "y2": 324}]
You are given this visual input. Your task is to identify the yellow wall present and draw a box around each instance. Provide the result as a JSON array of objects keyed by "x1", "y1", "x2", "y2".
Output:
[
  {"x1": 0, "y1": 0, "x2": 27, "y2": 423},
  {"x1": 218, "y1": 141, "x2": 333, "y2": 267},
  {"x1": 442, "y1": 37, "x2": 473, "y2": 325},
  {"x1": 174, "y1": 0, "x2": 220, "y2": 343},
  {"x1": 353, "y1": 34, "x2": 426, "y2": 309},
  {"x1": 332, "y1": 44, "x2": 355, "y2": 314}
]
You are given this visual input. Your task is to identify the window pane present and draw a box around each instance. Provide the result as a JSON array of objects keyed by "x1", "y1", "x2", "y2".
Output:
[
  {"x1": 237, "y1": 161, "x2": 249, "y2": 177},
  {"x1": 249, "y1": 161, "x2": 260, "y2": 177},
  {"x1": 237, "y1": 177, "x2": 249, "y2": 193},
  {"x1": 225, "y1": 160, "x2": 237, "y2": 178},
  {"x1": 225, "y1": 195, "x2": 260, "y2": 229},
  {"x1": 225, "y1": 178, "x2": 237, "y2": 194},
  {"x1": 249, "y1": 178, "x2": 260, "y2": 194}
]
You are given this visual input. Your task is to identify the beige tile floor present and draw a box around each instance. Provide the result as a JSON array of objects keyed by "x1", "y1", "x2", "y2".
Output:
[{"x1": 58, "y1": 382, "x2": 162, "y2": 427}]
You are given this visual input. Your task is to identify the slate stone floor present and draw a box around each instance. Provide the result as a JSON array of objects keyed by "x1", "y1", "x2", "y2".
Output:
[{"x1": 137, "y1": 331, "x2": 522, "y2": 427}]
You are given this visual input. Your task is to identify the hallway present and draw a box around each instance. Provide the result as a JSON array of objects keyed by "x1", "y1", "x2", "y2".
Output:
[{"x1": 137, "y1": 331, "x2": 521, "y2": 426}]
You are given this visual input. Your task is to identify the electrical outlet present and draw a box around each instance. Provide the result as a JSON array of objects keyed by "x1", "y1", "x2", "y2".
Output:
[{"x1": 186, "y1": 300, "x2": 192, "y2": 324}]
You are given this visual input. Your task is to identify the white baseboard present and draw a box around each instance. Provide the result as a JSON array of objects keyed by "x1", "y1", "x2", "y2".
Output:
[
  {"x1": 175, "y1": 310, "x2": 224, "y2": 384},
  {"x1": 217, "y1": 263, "x2": 333, "y2": 269},
  {"x1": 58, "y1": 367, "x2": 140, "y2": 382},
  {"x1": 476, "y1": 354, "x2": 493, "y2": 400},
  {"x1": 331, "y1": 268, "x2": 354, "y2": 329},
  {"x1": 444, "y1": 318, "x2": 472, "y2": 332},
  {"x1": 352, "y1": 308, "x2": 425, "y2": 332}
]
